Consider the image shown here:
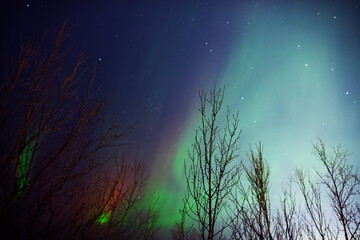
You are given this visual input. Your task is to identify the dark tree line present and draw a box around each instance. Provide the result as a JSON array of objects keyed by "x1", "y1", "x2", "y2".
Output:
[
  {"x1": 0, "y1": 24, "x2": 158, "y2": 239},
  {"x1": 182, "y1": 87, "x2": 242, "y2": 240},
  {"x1": 1, "y1": 25, "x2": 359, "y2": 240},
  {"x1": 177, "y1": 86, "x2": 360, "y2": 240}
]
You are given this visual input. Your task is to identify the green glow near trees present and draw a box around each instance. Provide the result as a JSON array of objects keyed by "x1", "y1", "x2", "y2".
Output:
[
  {"x1": 17, "y1": 141, "x2": 35, "y2": 195},
  {"x1": 142, "y1": 5, "x2": 359, "y2": 232},
  {"x1": 97, "y1": 212, "x2": 110, "y2": 224}
]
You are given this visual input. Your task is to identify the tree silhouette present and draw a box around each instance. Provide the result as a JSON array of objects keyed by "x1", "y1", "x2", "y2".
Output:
[
  {"x1": 0, "y1": 23, "x2": 157, "y2": 239},
  {"x1": 183, "y1": 86, "x2": 242, "y2": 240},
  {"x1": 295, "y1": 167, "x2": 338, "y2": 240},
  {"x1": 274, "y1": 178, "x2": 303, "y2": 240},
  {"x1": 231, "y1": 142, "x2": 274, "y2": 240},
  {"x1": 295, "y1": 139, "x2": 360, "y2": 240}
]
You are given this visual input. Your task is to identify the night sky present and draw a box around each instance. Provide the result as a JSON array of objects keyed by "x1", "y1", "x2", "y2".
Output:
[{"x1": 2, "y1": 0, "x2": 360, "y2": 228}]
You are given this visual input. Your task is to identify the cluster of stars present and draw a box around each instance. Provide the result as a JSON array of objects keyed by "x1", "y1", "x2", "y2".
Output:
[
  {"x1": 203, "y1": 20, "x2": 232, "y2": 53},
  {"x1": 316, "y1": 11, "x2": 337, "y2": 19},
  {"x1": 204, "y1": 41, "x2": 213, "y2": 53}
]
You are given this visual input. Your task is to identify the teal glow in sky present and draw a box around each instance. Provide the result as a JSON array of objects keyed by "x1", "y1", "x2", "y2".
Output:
[
  {"x1": 4, "y1": 0, "x2": 359, "y2": 231},
  {"x1": 141, "y1": 2, "x2": 360, "y2": 227}
]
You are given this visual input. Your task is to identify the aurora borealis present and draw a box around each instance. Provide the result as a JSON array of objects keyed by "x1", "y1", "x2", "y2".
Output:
[{"x1": 2, "y1": 0, "x2": 360, "y2": 233}]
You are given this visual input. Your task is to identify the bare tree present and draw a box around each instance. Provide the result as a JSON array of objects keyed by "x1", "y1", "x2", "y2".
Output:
[
  {"x1": 274, "y1": 178, "x2": 303, "y2": 240},
  {"x1": 68, "y1": 156, "x2": 159, "y2": 240},
  {"x1": 231, "y1": 138, "x2": 359, "y2": 240},
  {"x1": 294, "y1": 139, "x2": 360, "y2": 240},
  {"x1": 231, "y1": 142, "x2": 273, "y2": 240},
  {"x1": 172, "y1": 195, "x2": 194, "y2": 240},
  {"x1": 295, "y1": 168, "x2": 338, "y2": 240},
  {"x1": 0, "y1": 23, "x2": 156, "y2": 239},
  {"x1": 313, "y1": 139, "x2": 360, "y2": 240},
  {"x1": 184, "y1": 86, "x2": 242, "y2": 240}
]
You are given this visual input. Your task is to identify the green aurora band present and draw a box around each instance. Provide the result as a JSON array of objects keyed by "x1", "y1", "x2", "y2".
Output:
[
  {"x1": 18, "y1": 141, "x2": 35, "y2": 196},
  {"x1": 97, "y1": 212, "x2": 110, "y2": 224},
  {"x1": 143, "y1": 5, "x2": 360, "y2": 228}
]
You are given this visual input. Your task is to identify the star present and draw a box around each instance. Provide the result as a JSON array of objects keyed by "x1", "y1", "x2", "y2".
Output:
[
  {"x1": 98, "y1": 58, "x2": 102, "y2": 61},
  {"x1": 334, "y1": 16, "x2": 337, "y2": 19},
  {"x1": 305, "y1": 63, "x2": 308, "y2": 67},
  {"x1": 346, "y1": 91, "x2": 349, "y2": 95},
  {"x1": 297, "y1": 44, "x2": 301, "y2": 48}
]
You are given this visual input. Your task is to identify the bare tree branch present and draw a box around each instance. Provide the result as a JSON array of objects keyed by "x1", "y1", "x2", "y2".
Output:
[{"x1": 183, "y1": 86, "x2": 242, "y2": 240}]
